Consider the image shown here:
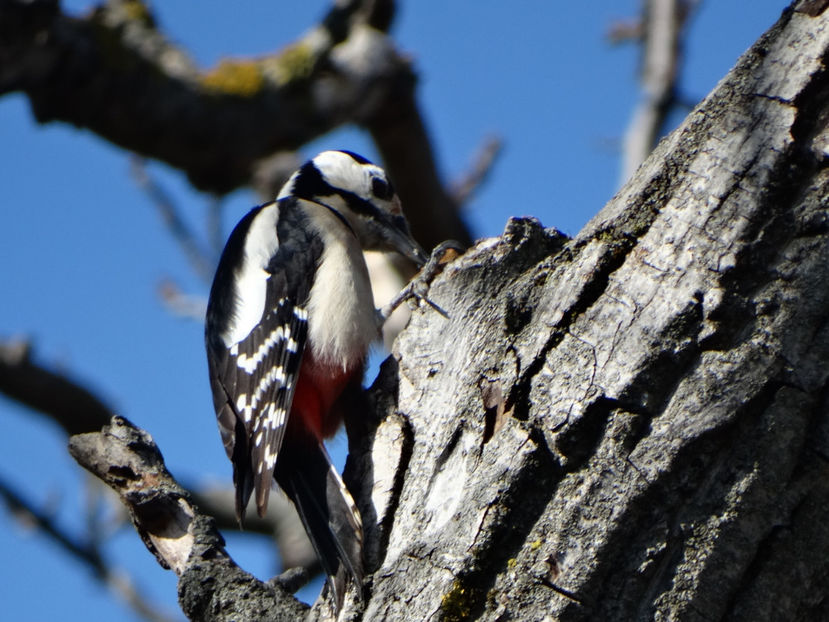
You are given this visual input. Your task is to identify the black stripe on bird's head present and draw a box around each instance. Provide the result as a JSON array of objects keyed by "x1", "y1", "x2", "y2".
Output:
[{"x1": 278, "y1": 151, "x2": 427, "y2": 266}]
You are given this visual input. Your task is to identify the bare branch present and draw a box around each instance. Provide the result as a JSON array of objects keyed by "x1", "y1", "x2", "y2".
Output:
[
  {"x1": 0, "y1": 339, "x2": 113, "y2": 435},
  {"x1": 0, "y1": 473, "x2": 104, "y2": 572},
  {"x1": 0, "y1": 338, "x2": 320, "y2": 577},
  {"x1": 619, "y1": 0, "x2": 699, "y2": 183},
  {"x1": 0, "y1": 0, "x2": 472, "y2": 249},
  {"x1": 69, "y1": 416, "x2": 310, "y2": 621},
  {"x1": 367, "y1": 80, "x2": 473, "y2": 249},
  {"x1": 157, "y1": 280, "x2": 207, "y2": 322},
  {"x1": 0, "y1": 0, "x2": 373, "y2": 194}
]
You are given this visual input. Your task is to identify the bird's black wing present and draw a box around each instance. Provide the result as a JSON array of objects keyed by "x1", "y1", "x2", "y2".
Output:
[{"x1": 205, "y1": 198, "x2": 323, "y2": 521}]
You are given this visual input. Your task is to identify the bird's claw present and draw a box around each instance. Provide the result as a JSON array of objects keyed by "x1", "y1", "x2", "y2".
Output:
[{"x1": 379, "y1": 240, "x2": 464, "y2": 321}]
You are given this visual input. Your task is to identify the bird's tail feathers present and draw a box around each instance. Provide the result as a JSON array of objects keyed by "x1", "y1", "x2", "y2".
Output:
[
  {"x1": 278, "y1": 440, "x2": 364, "y2": 608},
  {"x1": 229, "y1": 414, "x2": 255, "y2": 524}
]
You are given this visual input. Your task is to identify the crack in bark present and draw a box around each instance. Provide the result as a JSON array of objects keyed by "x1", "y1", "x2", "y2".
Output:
[{"x1": 450, "y1": 430, "x2": 560, "y2": 620}]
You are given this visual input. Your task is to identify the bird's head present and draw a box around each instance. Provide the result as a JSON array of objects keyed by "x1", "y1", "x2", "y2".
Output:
[{"x1": 278, "y1": 150, "x2": 427, "y2": 266}]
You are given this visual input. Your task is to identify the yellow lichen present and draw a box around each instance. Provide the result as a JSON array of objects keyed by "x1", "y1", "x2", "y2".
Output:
[
  {"x1": 441, "y1": 579, "x2": 473, "y2": 621},
  {"x1": 507, "y1": 557, "x2": 518, "y2": 569},
  {"x1": 265, "y1": 42, "x2": 316, "y2": 85},
  {"x1": 530, "y1": 539, "x2": 543, "y2": 551},
  {"x1": 122, "y1": 0, "x2": 154, "y2": 26},
  {"x1": 201, "y1": 59, "x2": 264, "y2": 97}
]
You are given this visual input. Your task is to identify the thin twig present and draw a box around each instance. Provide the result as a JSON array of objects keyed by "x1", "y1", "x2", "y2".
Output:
[
  {"x1": 450, "y1": 136, "x2": 504, "y2": 206},
  {"x1": 618, "y1": 0, "x2": 700, "y2": 184},
  {"x1": 0, "y1": 473, "x2": 104, "y2": 572},
  {"x1": 157, "y1": 279, "x2": 207, "y2": 322},
  {"x1": 607, "y1": 18, "x2": 645, "y2": 44},
  {"x1": 130, "y1": 157, "x2": 215, "y2": 284},
  {"x1": 0, "y1": 474, "x2": 178, "y2": 622}
]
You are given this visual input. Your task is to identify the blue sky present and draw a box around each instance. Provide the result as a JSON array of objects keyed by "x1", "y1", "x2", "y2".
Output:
[{"x1": 0, "y1": 2, "x2": 786, "y2": 620}]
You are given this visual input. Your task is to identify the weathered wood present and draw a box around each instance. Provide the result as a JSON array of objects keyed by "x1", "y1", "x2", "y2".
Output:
[
  {"x1": 69, "y1": 417, "x2": 309, "y2": 622},
  {"x1": 352, "y1": 4, "x2": 829, "y2": 620}
]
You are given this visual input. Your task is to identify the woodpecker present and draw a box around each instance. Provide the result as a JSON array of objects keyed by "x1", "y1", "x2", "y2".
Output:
[{"x1": 205, "y1": 150, "x2": 427, "y2": 604}]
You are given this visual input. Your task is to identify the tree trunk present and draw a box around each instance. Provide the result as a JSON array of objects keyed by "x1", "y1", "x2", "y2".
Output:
[{"x1": 348, "y1": 4, "x2": 829, "y2": 620}]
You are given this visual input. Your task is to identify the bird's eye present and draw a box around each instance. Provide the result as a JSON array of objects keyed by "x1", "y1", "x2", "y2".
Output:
[{"x1": 371, "y1": 177, "x2": 394, "y2": 200}]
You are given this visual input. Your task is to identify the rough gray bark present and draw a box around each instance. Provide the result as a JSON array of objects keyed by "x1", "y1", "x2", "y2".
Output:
[
  {"x1": 352, "y1": 2, "x2": 829, "y2": 620},
  {"x1": 68, "y1": 2, "x2": 829, "y2": 620}
]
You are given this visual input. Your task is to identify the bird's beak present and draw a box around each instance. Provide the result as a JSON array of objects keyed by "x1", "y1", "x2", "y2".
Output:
[
  {"x1": 400, "y1": 233, "x2": 429, "y2": 268},
  {"x1": 409, "y1": 240, "x2": 429, "y2": 268},
  {"x1": 387, "y1": 224, "x2": 428, "y2": 268},
  {"x1": 385, "y1": 197, "x2": 428, "y2": 267}
]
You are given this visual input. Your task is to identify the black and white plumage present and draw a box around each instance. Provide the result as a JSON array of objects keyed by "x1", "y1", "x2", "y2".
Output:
[{"x1": 205, "y1": 150, "x2": 426, "y2": 604}]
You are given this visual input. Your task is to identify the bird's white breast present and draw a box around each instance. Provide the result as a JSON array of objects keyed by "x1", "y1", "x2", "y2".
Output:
[{"x1": 303, "y1": 201, "x2": 378, "y2": 371}]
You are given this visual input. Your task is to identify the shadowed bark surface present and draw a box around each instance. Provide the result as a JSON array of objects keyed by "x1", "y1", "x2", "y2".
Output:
[{"x1": 348, "y1": 4, "x2": 829, "y2": 620}]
